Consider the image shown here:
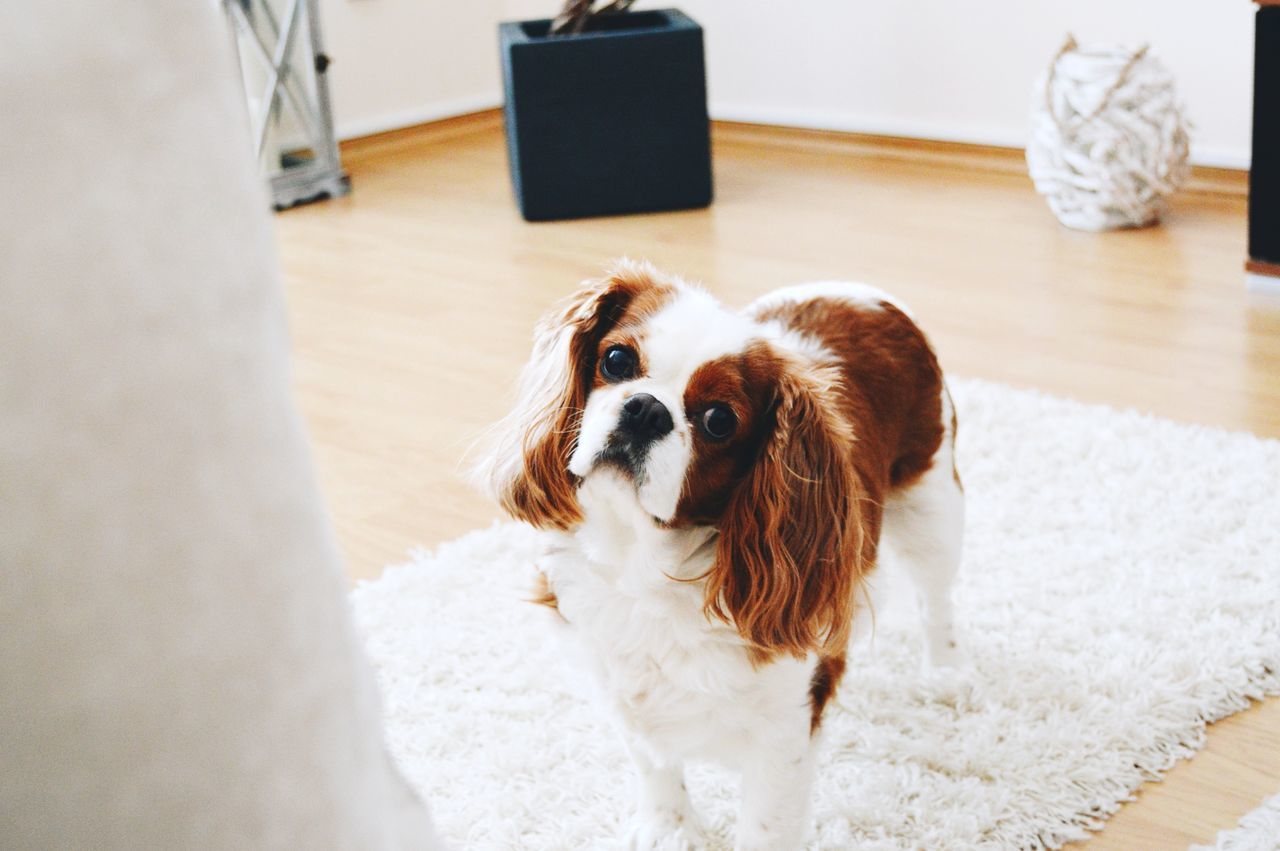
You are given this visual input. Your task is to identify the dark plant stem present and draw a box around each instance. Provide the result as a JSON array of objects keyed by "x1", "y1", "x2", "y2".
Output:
[
  {"x1": 549, "y1": 0, "x2": 635, "y2": 36},
  {"x1": 550, "y1": 0, "x2": 592, "y2": 35}
]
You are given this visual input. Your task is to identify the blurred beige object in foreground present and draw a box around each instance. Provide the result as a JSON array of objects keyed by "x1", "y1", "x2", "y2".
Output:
[{"x1": 0, "y1": 3, "x2": 438, "y2": 848}]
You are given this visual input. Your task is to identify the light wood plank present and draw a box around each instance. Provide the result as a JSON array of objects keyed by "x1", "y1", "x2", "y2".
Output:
[{"x1": 275, "y1": 115, "x2": 1280, "y2": 849}]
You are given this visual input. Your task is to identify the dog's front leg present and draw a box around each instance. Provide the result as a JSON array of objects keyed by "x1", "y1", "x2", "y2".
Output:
[
  {"x1": 624, "y1": 735, "x2": 698, "y2": 851},
  {"x1": 735, "y1": 718, "x2": 816, "y2": 851}
]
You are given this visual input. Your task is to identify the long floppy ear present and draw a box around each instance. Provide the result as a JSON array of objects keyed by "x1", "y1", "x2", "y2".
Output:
[
  {"x1": 704, "y1": 358, "x2": 869, "y2": 660},
  {"x1": 472, "y1": 262, "x2": 664, "y2": 529}
]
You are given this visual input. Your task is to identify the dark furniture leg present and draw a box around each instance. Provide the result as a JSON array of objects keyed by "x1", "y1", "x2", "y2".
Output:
[{"x1": 1248, "y1": 2, "x2": 1280, "y2": 289}]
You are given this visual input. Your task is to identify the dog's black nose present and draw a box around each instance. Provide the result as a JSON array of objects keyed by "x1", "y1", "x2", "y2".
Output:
[{"x1": 619, "y1": 393, "x2": 673, "y2": 443}]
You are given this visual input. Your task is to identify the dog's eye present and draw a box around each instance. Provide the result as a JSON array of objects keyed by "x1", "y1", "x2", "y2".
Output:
[
  {"x1": 600, "y1": 345, "x2": 638, "y2": 382},
  {"x1": 700, "y1": 405, "x2": 736, "y2": 441}
]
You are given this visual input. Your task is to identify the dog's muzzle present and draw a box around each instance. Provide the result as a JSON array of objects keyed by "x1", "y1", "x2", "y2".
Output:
[
  {"x1": 596, "y1": 393, "x2": 673, "y2": 474},
  {"x1": 618, "y1": 393, "x2": 673, "y2": 445}
]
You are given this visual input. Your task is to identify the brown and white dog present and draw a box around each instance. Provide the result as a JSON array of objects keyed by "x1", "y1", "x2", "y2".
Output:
[{"x1": 476, "y1": 261, "x2": 964, "y2": 850}]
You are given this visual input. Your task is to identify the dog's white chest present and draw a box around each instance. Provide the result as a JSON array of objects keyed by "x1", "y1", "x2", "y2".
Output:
[{"x1": 544, "y1": 536, "x2": 811, "y2": 763}]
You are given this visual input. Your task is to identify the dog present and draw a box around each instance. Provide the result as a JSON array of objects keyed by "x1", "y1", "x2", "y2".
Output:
[{"x1": 475, "y1": 261, "x2": 964, "y2": 850}]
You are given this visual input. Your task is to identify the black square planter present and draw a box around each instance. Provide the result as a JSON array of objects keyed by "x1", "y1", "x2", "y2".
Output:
[
  {"x1": 499, "y1": 9, "x2": 713, "y2": 222},
  {"x1": 1249, "y1": 5, "x2": 1279, "y2": 268}
]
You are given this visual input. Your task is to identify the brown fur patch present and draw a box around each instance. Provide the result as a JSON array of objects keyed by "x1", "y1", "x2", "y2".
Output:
[
  {"x1": 500, "y1": 262, "x2": 675, "y2": 529},
  {"x1": 528, "y1": 570, "x2": 564, "y2": 620},
  {"x1": 590, "y1": 270, "x2": 678, "y2": 387},
  {"x1": 752, "y1": 297, "x2": 946, "y2": 495},
  {"x1": 701, "y1": 347, "x2": 872, "y2": 659},
  {"x1": 696, "y1": 296, "x2": 947, "y2": 660},
  {"x1": 670, "y1": 348, "x2": 780, "y2": 526},
  {"x1": 808, "y1": 654, "x2": 847, "y2": 734},
  {"x1": 946, "y1": 384, "x2": 963, "y2": 491}
]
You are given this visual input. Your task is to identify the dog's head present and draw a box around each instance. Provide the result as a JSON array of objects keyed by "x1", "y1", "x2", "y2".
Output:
[{"x1": 475, "y1": 261, "x2": 865, "y2": 656}]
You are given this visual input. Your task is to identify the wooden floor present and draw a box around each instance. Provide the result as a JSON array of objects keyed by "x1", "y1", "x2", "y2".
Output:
[{"x1": 275, "y1": 112, "x2": 1280, "y2": 849}]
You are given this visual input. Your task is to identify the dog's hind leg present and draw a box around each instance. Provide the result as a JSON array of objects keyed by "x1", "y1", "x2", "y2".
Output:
[{"x1": 881, "y1": 389, "x2": 966, "y2": 669}]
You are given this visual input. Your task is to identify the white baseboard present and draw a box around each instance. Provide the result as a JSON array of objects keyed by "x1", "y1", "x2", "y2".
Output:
[
  {"x1": 334, "y1": 95, "x2": 1251, "y2": 171},
  {"x1": 1247, "y1": 272, "x2": 1280, "y2": 297},
  {"x1": 710, "y1": 101, "x2": 1027, "y2": 151},
  {"x1": 708, "y1": 101, "x2": 1250, "y2": 170},
  {"x1": 1192, "y1": 145, "x2": 1253, "y2": 170},
  {"x1": 336, "y1": 93, "x2": 503, "y2": 141}
]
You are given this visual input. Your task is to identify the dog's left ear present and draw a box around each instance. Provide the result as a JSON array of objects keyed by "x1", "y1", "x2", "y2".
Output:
[
  {"x1": 704, "y1": 356, "x2": 869, "y2": 659},
  {"x1": 472, "y1": 261, "x2": 664, "y2": 529}
]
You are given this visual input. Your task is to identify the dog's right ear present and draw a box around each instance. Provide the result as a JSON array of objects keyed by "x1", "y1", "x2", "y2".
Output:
[{"x1": 471, "y1": 261, "x2": 666, "y2": 529}]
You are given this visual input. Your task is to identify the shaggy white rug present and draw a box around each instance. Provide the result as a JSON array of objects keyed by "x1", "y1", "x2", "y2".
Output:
[
  {"x1": 1192, "y1": 793, "x2": 1280, "y2": 851},
  {"x1": 351, "y1": 380, "x2": 1280, "y2": 850}
]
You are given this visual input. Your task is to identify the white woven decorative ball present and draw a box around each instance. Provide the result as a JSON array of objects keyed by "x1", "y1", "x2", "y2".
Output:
[{"x1": 1026, "y1": 36, "x2": 1191, "y2": 232}]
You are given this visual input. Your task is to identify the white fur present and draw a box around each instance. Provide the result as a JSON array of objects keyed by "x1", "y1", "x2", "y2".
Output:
[
  {"x1": 881, "y1": 384, "x2": 965, "y2": 669},
  {"x1": 548, "y1": 473, "x2": 819, "y2": 851},
  {"x1": 486, "y1": 277, "x2": 962, "y2": 849},
  {"x1": 471, "y1": 316, "x2": 577, "y2": 496},
  {"x1": 554, "y1": 454, "x2": 963, "y2": 848},
  {"x1": 569, "y1": 380, "x2": 693, "y2": 522},
  {"x1": 749, "y1": 280, "x2": 916, "y2": 318}
]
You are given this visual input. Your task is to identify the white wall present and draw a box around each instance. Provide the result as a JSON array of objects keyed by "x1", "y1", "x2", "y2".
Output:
[
  {"x1": 321, "y1": 0, "x2": 1256, "y2": 167},
  {"x1": 680, "y1": 0, "x2": 1255, "y2": 168},
  {"x1": 318, "y1": 0, "x2": 504, "y2": 139}
]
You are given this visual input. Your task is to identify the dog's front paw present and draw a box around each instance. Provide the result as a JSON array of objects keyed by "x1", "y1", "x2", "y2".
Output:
[
  {"x1": 627, "y1": 810, "x2": 699, "y2": 851},
  {"x1": 924, "y1": 638, "x2": 969, "y2": 671}
]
